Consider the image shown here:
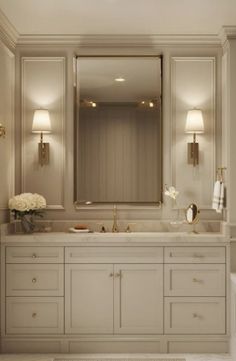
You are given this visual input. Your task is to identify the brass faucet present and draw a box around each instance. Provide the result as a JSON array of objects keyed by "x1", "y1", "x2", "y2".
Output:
[{"x1": 112, "y1": 204, "x2": 119, "y2": 232}]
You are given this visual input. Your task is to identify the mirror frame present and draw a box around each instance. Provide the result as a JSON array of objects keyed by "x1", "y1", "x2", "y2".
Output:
[{"x1": 73, "y1": 55, "x2": 163, "y2": 207}]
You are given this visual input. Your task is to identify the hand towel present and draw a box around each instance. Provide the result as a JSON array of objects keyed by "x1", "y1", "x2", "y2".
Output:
[{"x1": 212, "y1": 180, "x2": 224, "y2": 213}]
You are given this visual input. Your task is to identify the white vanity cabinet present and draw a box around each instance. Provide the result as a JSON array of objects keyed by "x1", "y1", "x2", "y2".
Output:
[
  {"x1": 0, "y1": 236, "x2": 229, "y2": 354},
  {"x1": 65, "y1": 247, "x2": 164, "y2": 335},
  {"x1": 4, "y1": 246, "x2": 64, "y2": 336}
]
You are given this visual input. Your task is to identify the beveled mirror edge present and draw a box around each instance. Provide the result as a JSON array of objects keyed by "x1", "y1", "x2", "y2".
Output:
[{"x1": 73, "y1": 54, "x2": 163, "y2": 207}]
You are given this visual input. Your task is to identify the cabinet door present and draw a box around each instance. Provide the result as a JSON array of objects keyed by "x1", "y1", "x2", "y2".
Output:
[
  {"x1": 65, "y1": 264, "x2": 113, "y2": 334},
  {"x1": 114, "y1": 264, "x2": 163, "y2": 334}
]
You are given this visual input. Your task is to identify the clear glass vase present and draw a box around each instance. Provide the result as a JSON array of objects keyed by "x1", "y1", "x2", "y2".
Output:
[
  {"x1": 170, "y1": 199, "x2": 183, "y2": 228},
  {"x1": 20, "y1": 214, "x2": 35, "y2": 234}
]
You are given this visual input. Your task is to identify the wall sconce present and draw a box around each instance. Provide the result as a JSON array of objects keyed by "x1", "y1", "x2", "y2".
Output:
[
  {"x1": 0, "y1": 123, "x2": 6, "y2": 138},
  {"x1": 32, "y1": 109, "x2": 51, "y2": 166},
  {"x1": 185, "y1": 109, "x2": 204, "y2": 167}
]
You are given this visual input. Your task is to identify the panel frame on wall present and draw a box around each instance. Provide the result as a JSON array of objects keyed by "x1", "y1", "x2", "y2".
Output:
[
  {"x1": 21, "y1": 56, "x2": 66, "y2": 210},
  {"x1": 171, "y1": 56, "x2": 216, "y2": 210},
  {"x1": 0, "y1": 41, "x2": 15, "y2": 211}
]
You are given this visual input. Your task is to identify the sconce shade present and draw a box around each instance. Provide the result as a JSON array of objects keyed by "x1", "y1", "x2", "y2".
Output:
[
  {"x1": 185, "y1": 109, "x2": 204, "y2": 134},
  {"x1": 32, "y1": 109, "x2": 51, "y2": 133}
]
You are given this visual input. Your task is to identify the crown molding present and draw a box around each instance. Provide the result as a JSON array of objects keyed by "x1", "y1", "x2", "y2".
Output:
[
  {"x1": 0, "y1": 9, "x2": 18, "y2": 50},
  {"x1": 16, "y1": 33, "x2": 221, "y2": 47},
  {"x1": 219, "y1": 26, "x2": 236, "y2": 45}
]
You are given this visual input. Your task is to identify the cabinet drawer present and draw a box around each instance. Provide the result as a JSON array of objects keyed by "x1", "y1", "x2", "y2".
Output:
[
  {"x1": 164, "y1": 247, "x2": 225, "y2": 263},
  {"x1": 6, "y1": 264, "x2": 64, "y2": 296},
  {"x1": 6, "y1": 247, "x2": 64, "y2": 264},
  {"x1": 65, "y1": 246, "x2": 163, "y2": 263},
  {"x1": 6, "y1": 297, "x2": 64, "y2": 334},
  {"x1": 164, "y1": 264, "x2": 225, "y2": 296},
  {"x1": 165, "y1": 297, "x2": 225, "y2": 334}
]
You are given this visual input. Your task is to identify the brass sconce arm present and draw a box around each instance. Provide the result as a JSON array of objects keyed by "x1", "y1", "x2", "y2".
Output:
[{"x1": 0, "y1": 124, "x2": 6, "y2": 138}]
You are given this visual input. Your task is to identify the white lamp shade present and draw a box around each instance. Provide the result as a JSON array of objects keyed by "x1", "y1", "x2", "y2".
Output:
[
  {"x1": 185, "y1": 109, "x2": 204, "y2": 134},
  {"x1": 32, "y1": 109, "x2": 51, "y2": 133}
]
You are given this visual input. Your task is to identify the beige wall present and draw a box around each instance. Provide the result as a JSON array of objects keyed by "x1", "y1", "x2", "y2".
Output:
[
  {"x1": 12, "y1": 45, "x2": 222, "y2": 222},
  {"x1": 0, "y1": 40, "x2": 14, "y2": 224}
]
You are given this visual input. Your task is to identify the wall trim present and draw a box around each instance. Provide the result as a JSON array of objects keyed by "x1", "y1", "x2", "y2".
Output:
[
  {"x1": 0, "y1": 42, "x2": 15, "y2": 211},
  {"x1": 0, "y1": 9, "x2": 18, "y2": 51},
  {"x1": 219, "y1": 26, "x2": 236, "y2": 45},
  {"x1": 16, "y1": 34, "x2": 222, "y2": 47},
  {"x1": 21, "y1": 56, "x2": 66, "y2": 210},
  {"x1": 170, "y1": 57, "x2": 216, "y2": 210}
]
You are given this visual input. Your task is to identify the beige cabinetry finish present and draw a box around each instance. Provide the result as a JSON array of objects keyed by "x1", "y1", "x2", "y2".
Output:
[
  {"x1": 114, "y1": 264, "x2": 163, "y2": 334},
  {"x1": 165, "y1": 297, "x2": 225, "y2": 334},
  {"x1": 164, "y1": 246, "x2": 225, "y2": 263},
  {"x1": 5, "y1": 246, "x2": 64, "y2": 337},
  {"x1": 65, "y1": 256, "x2": 163, "y2": 335},
  {"x1": 6, "y1": 264, "x2": 64, "y2": 296},
  {"x1": 6, "y1": 246, "x2": 64, "y2": 264},
  {"x1": 1, "y1": 240, "x2": 228, "y2": 354},
  {"x1": 164, "y1": 246, "x2": 226, "y2": 337},
  {"x1": 65, "y1": 264, "x2": 114, "y2": 334},
  {"x1": 164, "y1": 263, "x2": 225, "y2": 296},
  {"x1": 6, "y1": 297, "x2": 64, "y2": 334}
]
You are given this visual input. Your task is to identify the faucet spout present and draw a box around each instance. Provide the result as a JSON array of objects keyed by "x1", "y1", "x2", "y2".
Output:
[{"x1": 112, "y1": 204, "x2": 119, "y2": 233}]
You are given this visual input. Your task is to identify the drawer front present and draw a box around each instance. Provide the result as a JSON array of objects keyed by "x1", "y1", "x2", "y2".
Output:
[
  {"x1": 6, "y1": 264, "x2": 64, "y2": 296},
  {"x1": 65, "y1": 246, "x2": 163, "y2": 263},
  {"x1": 6, "y1": 297, "x2": 64, "y2": 334},
  {"x1": 6, "y1": 247, "x2": 64, "y2": 264},
  {"x1": 164, "y1": 247, "x2": 225, "y2": 264},
  {"x1": 164, "y1": 264, "x2": 225, "y2": 296},
  {"x1": 165, "y1": 297, "x2": 225, "y2": 334}
]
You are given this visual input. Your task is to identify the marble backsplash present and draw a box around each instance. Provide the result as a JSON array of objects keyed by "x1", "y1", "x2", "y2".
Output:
[{"x1": 2, "y1": 219, "x2": 222, "y2": 235}]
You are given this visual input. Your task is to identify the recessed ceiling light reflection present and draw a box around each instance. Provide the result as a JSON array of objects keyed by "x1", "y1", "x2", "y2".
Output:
[
  {"x1": 149, "y1": 102, "x2": 154, "y2": 108},
  {"x1": 115, "y1": 77, "x2": 126, "y2": 82}
]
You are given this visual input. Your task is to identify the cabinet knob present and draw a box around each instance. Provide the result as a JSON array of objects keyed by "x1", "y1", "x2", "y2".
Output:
[
  {"x1": 193, "y1": 253, "x2": 204, "y2": 258},
  {"x1": 115, "y1": 271, "x2": 121, "y2": 278},
  {"x1": 32, "y1": 253, "x2": 37, "y2": 259},
  {"x1": 32, "y1": 312, "x2": 37, "y2": 318},
  {"x1": 109, "y1": 273, "x2": 114, "y2": 277},
  {"x1": 193, "y1": 278, "x2": 202, "y2": 283},
  {"x1": 32, "y1": 278, "x2": 37, "y2": 283},
  {"x1": 193, "y1": 313, "x2": 202, "y2": 319}
]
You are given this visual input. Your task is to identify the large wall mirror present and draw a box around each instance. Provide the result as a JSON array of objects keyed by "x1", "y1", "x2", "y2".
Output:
[{"x1": 74, "y1": 56, "x2": 162, "y2": 205}]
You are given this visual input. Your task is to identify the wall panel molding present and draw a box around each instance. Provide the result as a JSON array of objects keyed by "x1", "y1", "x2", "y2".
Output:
[
  {"x1": 0, "y1": 41, "x2": 15, "y2": 212},
  {"x1": 21, "y1": 57, "x2": 65, "y2": 209},
  {"x1": 171, "y1": 57, "x2": 216, "y2": 209}
]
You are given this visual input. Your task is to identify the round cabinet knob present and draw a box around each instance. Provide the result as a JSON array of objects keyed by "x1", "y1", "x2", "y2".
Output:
[
  {"x1": 32, "y1": 278, "x2": 37, "y2": 283},
  {"x1": 32, "y1": 312, "x2": 37, "y2": 318},
  {"x1": 32, "y1": 253, "x2": 37, "y2": 259},
  {"x1": 109, "y1": 273, "x2": 114, "y2": 277}
]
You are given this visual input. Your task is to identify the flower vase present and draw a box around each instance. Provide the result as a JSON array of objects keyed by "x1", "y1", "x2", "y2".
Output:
[
  {"x1": 20, "y1": 214, "x2": 35, "y2": 234},
  {"x1": 170, "y1": 200, "x2": 183, "y2": 227}
]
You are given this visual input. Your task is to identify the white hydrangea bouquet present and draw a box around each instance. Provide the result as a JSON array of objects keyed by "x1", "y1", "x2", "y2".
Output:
[{"x1": 9, "y1": 193, "x2": 46, "y2": 233}]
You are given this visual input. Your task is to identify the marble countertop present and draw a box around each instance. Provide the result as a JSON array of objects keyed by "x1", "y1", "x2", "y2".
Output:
[{"x1": 0, "y1": 231, "x2": 228, "y2": 245}]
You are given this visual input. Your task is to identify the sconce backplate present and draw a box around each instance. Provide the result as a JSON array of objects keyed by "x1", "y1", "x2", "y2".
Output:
[
  {"x1": 38, "y1": 142, "x2": 49, "y2": 166},
  {"x1": 0, "y1": 125, "x2": 6, "y2": 138},
  {"x1": 187, "y1": 142, "x2": 199, "y2": 165}
]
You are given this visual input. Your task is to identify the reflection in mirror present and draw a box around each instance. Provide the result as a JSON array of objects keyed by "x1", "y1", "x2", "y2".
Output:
[
  {"x1": 186, "y1": 203, "x2": 199, "y2": 224},
  {"x1": 75, "y1": 56, "x2": 162, "y2": 204}
]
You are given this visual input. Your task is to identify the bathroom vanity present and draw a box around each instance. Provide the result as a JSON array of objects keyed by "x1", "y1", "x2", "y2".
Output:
[{"x1": 0, "y1": 230, "x2": 230, "y2": 354}]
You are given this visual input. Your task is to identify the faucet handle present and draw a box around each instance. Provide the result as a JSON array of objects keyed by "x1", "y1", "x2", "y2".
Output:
[{"x1": 97, "y1": 223, "x2": 107, "y2": 233}]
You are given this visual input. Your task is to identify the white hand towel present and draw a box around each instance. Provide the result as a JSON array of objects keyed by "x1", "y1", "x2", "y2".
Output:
[{"x1": 212, "y1": 180, "x2": 224, "y2": 213}]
